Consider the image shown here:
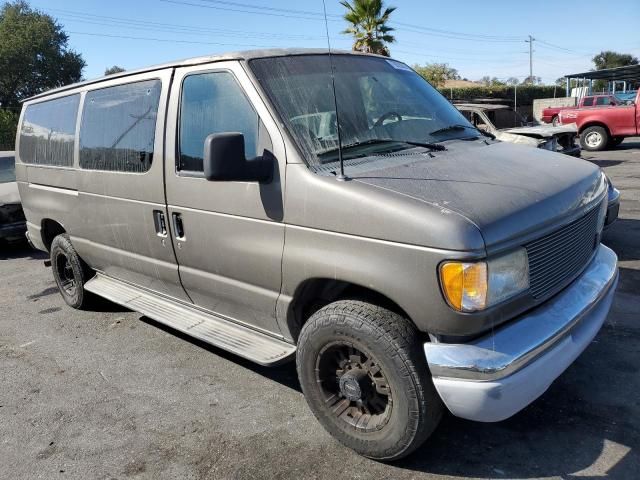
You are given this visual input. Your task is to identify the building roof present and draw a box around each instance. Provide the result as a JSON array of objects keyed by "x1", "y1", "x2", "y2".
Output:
[{"x1": 565, "y1": 64, "x2": 640, "y2": 82}]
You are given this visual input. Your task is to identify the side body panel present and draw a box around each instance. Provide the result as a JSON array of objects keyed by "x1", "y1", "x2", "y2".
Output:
[
  {"x1": 563, "y1": 104, "x2": 638, "y2": 137},
  {"x1": 278, "y1": 164, "x2": 490, "y2": 340},
  {"x1": 17, "y1": 70, "x2": 188, "y2": 301},
  {"x1": 164, "y1": 61, "x2": 287, "y2": 335}
]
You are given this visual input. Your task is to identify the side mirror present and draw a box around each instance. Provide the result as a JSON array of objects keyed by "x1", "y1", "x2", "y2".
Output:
[{"x1": 203, "y1": 132, "x2": 272, "y2": 182}]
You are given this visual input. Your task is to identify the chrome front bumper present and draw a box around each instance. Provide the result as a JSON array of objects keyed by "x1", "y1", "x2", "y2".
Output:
[{"x1": 424, "y1": 244, "x2": 618, "y2": 422}]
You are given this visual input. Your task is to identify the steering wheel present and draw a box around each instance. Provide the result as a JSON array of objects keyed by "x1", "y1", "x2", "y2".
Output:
[{"x1": 374, "y1": 111, "x2": 403, "y2": 127}]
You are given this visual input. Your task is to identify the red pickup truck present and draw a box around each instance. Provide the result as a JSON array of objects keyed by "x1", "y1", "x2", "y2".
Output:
[
  {"x1": 558, "y1": 89, "x2": 639, "y2": 151},
  {"x1": 541, "y1": 95, "x2": 618, "y2": 125}
]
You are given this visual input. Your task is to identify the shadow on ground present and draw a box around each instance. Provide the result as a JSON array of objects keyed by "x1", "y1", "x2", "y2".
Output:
[
  {"x1": 139, "y1": 315, "x2": 302, "y2": 393},
  {"x1": 0, "y1": 241, "x2": 47, "y2": 261}
]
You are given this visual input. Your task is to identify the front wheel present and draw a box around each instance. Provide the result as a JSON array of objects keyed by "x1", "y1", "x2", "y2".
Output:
[
  {"x1": 296, "y1": 300, "x2": 443, "y2": 461},
  {"x1": 580, "y1": 126, "x2": 609, "y2": 151}
]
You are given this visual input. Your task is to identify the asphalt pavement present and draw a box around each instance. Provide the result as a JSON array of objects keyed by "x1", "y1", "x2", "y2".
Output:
[{"x1": 1, "y1": 140, "x2": 639, "y2": 479}]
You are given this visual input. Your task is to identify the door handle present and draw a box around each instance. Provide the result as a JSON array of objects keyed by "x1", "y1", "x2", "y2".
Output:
[
  {"x1": 172, "y1": 212, "x2": 185, "y2": 240},
  {"x1": 153, "y1": 210, "x2": 167, "y2": 237}
]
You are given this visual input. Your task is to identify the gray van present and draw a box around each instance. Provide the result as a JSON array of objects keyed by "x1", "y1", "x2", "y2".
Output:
[{"x1": 16, "y1": 49, "x2": 618, "y2": 461}]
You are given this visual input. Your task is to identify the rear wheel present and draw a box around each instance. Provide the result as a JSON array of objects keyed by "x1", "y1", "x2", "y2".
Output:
[
  {"x1": 296, "y1": 300, "x2": 443, "y2": 461},
  {"x1": 552, "y1": 116, "x2": 559, "y2": 126},
  {"x1": 580, "y1": 126, "x2": 609, "y2": 151},
  {"x1": 50, "y1": 234, "x2": 95, "y2": 309}
]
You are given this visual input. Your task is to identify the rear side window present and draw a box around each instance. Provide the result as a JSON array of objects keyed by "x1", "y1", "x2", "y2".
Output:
[
  {"x1": 19, "y1": 94, "x2": 79, "y2": 166},
  {"x1": 595, "y1": 96, "x2": 612, "y2": 106},
  {"x1": 582, "y1": 97, "x2": 594, "y2": 107},
  {"x1": 179, "y1": 71, "x2": 258, "y2": 172},
  {"x1": 80, "y1": 79, "x2": 161, "y2": 172}
]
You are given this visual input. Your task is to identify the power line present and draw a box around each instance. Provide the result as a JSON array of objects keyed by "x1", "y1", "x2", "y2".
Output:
[
  {"x1": 161, "y1": 0, "x2": 527, "y2": 43},
  {"x1": 53, "y1": 11, "x2": 324, "y2": 41},
  {"x1": 159, "y1": 0, "x2": 334, "y2": 21},
  {"x1": 67, "y1": 30, "x2": 279, "y2": 48}
]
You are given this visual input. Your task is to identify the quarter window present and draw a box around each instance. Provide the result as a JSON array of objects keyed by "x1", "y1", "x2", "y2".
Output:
[
  {"x1": 19, "y1": 94, "x2": 79, "y2": 166},
  {"x1": 80, "y1": 79, "x2": 161, "y2": 172},
  {"x1": 582, "y1": 97, "x2": 594, "y2": 107},
  {"x1": 179, "y1": 71, "x2": 258, "y2": 172}
]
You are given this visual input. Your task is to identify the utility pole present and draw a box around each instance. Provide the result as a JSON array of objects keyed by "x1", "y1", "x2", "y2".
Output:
[{"x1": 525, "y1": 35, "x2": 535, "y2": 84}]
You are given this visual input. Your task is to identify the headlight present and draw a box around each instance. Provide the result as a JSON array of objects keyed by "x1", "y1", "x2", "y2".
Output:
[{"x1": 439, "y1": 248, "x2": 529, "y2": 312}]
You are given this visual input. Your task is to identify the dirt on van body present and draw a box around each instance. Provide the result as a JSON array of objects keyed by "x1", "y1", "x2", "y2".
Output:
[{"x1": 1, "y1": 141, "x2": 639, "y2": 479}]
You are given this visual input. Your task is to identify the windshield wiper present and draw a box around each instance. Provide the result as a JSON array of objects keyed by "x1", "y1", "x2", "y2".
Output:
[
  {"x1": 319, "y1": 138, "x2": 444, "y2": 157},
  {"x1": 430, "y1": 124, "x2": 496, "y2": 140}
]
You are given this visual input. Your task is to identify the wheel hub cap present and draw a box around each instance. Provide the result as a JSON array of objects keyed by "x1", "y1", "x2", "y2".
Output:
[
  {"x1": 339, "y1": 369, "x2": 368, "y2": 401},
  {"x1": 586, "y1": 132, "x2": 602, "y2": 147}
]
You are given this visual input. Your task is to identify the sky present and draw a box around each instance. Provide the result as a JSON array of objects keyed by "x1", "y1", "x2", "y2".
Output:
[{"x1": 27, "y1": 0, "x2": 640, "y2": 84}]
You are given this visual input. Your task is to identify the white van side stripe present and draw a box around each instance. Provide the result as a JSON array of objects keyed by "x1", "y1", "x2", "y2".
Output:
[{"x1": 28, "y1": 183, "x2": 78, "y2": 196}]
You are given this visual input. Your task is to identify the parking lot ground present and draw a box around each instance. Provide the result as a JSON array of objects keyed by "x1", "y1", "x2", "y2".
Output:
[{"x1": 2, "y1": 140, "x2": 640, "y2": 480}]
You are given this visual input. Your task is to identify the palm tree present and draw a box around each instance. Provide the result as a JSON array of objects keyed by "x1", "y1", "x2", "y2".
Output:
[{"x1": 340, "y1": 0, "x2": 396, "y2": 57}]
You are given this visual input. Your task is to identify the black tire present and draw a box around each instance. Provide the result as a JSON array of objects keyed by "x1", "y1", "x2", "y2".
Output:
[
  {"x1": 551, "y1": 116, "x2": 559, "y2": 127},
  {"x1": 580, "y1": 126, "x2": 609, "y2": 151},
  {"x1": 50, "y1": 234, "x2": 95, "y2": 309},
  {"x1": 296, "y1": 300, "x2": 443, "y2": 461}
]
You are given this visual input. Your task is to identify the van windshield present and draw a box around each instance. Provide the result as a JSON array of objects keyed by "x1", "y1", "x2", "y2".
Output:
[{"x1": 250, "y1": 54, "x2": 478, "y2": 167}]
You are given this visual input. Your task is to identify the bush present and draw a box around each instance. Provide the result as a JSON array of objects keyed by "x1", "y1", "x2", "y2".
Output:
[
  {"x1": 0, "y1": 109, "x2": 18, "y2": 150},
  {"x1": 437, "y1": 85, "x2": 564, "y2": 106}
]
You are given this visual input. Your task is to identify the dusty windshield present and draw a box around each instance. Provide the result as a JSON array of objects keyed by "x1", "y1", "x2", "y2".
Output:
[{"x1": 250, "y1": 54, "x2": 478, "y2": 166}]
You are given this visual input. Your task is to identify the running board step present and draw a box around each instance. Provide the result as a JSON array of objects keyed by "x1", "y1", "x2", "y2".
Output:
[{"x1": 85, "y1": 273, "x2": 296, "y2": 365}]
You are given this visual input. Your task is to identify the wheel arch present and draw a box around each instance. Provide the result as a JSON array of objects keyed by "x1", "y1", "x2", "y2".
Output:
[
  {"x1": 579, "y1": 121, "x2": 611, "y2": 137},
  {"x1": 285, "y1": 277, "x2": 414, "y2": 344},
  {"x1": 41, "y1": 218, "x2": 66, "y2": 252}
]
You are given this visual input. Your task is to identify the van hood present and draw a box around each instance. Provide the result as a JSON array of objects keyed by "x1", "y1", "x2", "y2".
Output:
[
  {"x1": 500, "y1": 123, "x2": 577, "y2": 139},
  {"x1": 349, "y1": 140, "x2": 605, "y2": 253}
]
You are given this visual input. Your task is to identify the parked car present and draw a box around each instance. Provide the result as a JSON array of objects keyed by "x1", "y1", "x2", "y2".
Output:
[
  {"x1": 456, "y1": 103, "x2": 619, "y2": 228},
  {"x1": 16, "y1": 50, "x2": 618, "y2": 461},
  {"x1": 457, "y1": 103, "x2": 581, "y2": 156},
  {"x1": 558, "y1": 89, "x2": 640, "y2": 151},
  {"x1": 0, "y1": 152, "x2": 27, "y2": 244},
  {"x1": 542, "y1": 94, "x2": 619, "y2": 126}
]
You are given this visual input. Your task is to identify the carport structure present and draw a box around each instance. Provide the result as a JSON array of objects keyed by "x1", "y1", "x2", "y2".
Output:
[{"x1": 564, "y1": 64, "x2": 640, "y2": 96}]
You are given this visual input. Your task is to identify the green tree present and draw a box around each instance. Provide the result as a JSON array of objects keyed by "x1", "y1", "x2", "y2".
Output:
[
  {"x1": 104, "y1": 66, "x2": 125, "y2": 76},
  {"x1": 340, "y1": 0, "x2": 395, "y2": 57},
  {"x1": 0, "y1": 108, "x2": 18, "y2": 149},
  {"x1": 0, "y1": 1, "x2": 85, "y2": 109},
  {"x1": 521, "y1": 75, "x2": 542, "y2": 85},
  {"x1": 592, "y1": 50, "x2": 639, "y2": 70},
  {"x1": 413, "y1": 63, "x2": 459, "y2": 87}
]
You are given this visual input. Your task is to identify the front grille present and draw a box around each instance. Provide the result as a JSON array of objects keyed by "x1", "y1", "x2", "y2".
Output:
[{"x1": 526, "y1": 204, "x2": 601, "y2": 299}]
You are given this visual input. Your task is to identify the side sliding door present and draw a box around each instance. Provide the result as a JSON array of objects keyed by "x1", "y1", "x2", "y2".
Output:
[{"x1": 73, "y1": 70, "x2": 189, "y2": 301}]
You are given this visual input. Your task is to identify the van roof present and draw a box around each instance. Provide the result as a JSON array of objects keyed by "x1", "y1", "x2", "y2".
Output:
[{"x1": 25, "y1": 48, "x2": 382, "y2": 102}]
